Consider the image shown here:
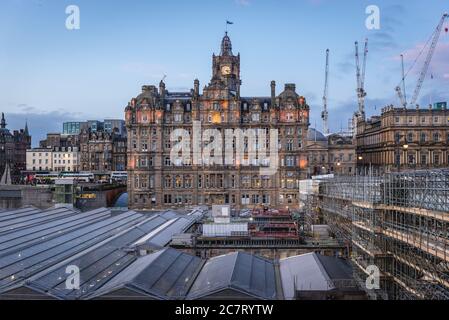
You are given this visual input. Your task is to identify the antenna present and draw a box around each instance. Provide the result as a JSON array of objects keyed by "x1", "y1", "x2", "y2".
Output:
[{"x1": 322, "y1": 49, "x2": 330, "y2": 135}]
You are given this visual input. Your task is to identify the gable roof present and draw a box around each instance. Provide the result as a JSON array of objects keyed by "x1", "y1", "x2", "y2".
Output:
[{"x1": 187, "y1": 251, "x2": 277, "y2": 300}]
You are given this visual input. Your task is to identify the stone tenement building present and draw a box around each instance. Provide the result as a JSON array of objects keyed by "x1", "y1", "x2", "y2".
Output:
[
  {"x1": 125, "y1": 33, "x2": 310, "y2": 210},
  {"x1": 307, "y1": 129, "x2": 356, "y2": 176},
  {"x1": 79, "y1": 129, "x2": 127, "y2": 172},
  {"x1": 356, "y1": 105, "x2": 449, "y2": 172},
  {"x1": 39, "y1": 133, "x2": 80, "y2": 149},
  {"x1": 0, "y1": 113, "x2": 31, "y2": 182}
]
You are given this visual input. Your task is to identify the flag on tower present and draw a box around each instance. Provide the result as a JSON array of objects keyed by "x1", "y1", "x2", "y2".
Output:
[{"x1": 226, "y1": 20, "x2": 234, "y2": 25}]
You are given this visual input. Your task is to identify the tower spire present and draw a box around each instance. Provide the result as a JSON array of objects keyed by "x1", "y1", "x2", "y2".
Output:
[
  {"x1": 24, "y1": 120, "x2": 29, "y2": 136},
  {"x1": 1, "y1": 113, "x2": 6, "y2": 129},
  {"x1": 220, "y1": 32, "x2": 233, "y2": 56}
]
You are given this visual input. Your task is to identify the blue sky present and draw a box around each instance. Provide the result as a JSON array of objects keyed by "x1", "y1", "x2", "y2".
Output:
[{"x1": 0, "y1": 0, "x2": 448, "y2": 145}]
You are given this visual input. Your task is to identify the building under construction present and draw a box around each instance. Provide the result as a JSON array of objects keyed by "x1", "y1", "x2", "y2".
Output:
[{"x1": 316, "y1": 169, "x2": 449, "y2": 299}]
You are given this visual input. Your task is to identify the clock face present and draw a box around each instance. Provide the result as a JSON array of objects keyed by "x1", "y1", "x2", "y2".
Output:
[{"x1": 221, "y1": 65, "x2": 231, "y2": 75}]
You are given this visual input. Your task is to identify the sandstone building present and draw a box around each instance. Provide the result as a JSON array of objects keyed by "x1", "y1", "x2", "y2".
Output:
[
  {"x1": 125, "y1": 33, "x2": 311, "y2": 209},
  {"x1": 356, "y1": 105, "x2": 449, "y2": 172}
]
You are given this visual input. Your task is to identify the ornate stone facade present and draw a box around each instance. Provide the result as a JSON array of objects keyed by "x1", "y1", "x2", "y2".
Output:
[
  {"x1": 307, "y1": 129, "x2": 356, "y2": 176},
  {"x1": 79, "y1": 129, "x2": 127, "y2": 172},
  {"x1": 0, "y1": 113, "x2": 31, "y2": 182},
  {"x1": 125, "y1": 33, "x2": 310, "y2": 210},
  {"x1": 356, "y1": 105, "x2": 449, "y2": 172}
]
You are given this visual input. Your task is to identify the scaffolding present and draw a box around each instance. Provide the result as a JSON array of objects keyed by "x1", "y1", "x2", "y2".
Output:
[{"x1": 316, "y1": 169, "x2": 449, "y2": 300}]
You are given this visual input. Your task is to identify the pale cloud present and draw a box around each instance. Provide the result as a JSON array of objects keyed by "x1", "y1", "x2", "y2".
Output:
[
  {"x1": 3, "y1": 105, "x2": 90, "y2": 147},
  {"x1": 235, "y1": 0, "x2": 250, "y2": 6},
  {"x1": 120, "y1": 62, "x2": 167, "y2": 79}
]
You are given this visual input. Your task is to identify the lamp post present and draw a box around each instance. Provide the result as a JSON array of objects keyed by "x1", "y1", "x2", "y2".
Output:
[{"x1": 395, "y1": 134, "x2": 406, "y2": 172}]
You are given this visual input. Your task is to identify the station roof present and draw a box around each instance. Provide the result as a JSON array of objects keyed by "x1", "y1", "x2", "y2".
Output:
[
  {"x1": 0, "y1": 208, "x2": 147, "y2": 291},
  {"x1": 279, "y1": 252, "x2": 354, "y2": 299},
  {"x1": 88, "y1": 248, "x2": 204, "y2": 300},
  {"x1": 187, "y1": 251, "x2": 277, "y2": 300}
]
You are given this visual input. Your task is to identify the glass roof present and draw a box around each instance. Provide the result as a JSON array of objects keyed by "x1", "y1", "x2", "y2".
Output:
[
  {"x1": 0, "y1": 210, "x2": 146, "y2": 290},
  {"x1": 187, "y1": 252, "x2": 276, "y2": 300},
  {"x1": 23, "y1": 215, "x2": 175, "y2": 299}
]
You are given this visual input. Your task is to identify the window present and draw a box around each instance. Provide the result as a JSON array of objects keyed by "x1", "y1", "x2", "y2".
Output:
[
  {"x1": 184, "y1": 176, "x2": 192, "y2": 188},
  {"x1": 164, "y1": 194, "x2": 172, "y2": 204},
  {"x1": 262, "y1": 194, "x2": 270, "y2": 204},
  {"x1": 434, "y1": 153, "x2": 440, "y2": 165},
  {"x1": 433, "y1": 132, "x2": 440, "y2": 142},
  {"x1": 395, "y1": 117, "x2": 400, "y2": 123},
  {"x1": 421, "y1": 153, "x2": 427, "y2": 165},
  {"x1": 420, "y1": 132, "x2": 426, "y2": 143},
  {"x1": 164, "y1": 157, "x2": 171, "y2": 166},
  {"x1": 251, "y1": 194, "x2": 259, "y2": 204},
  {"x1": 175, "y1": 175, "x2": 182, "y2": 188},
  {"x1": 286, "y1": 139, "x2": 293, "y2": 151},
  {"x1": 408, "y1": 153, "x2": 415, "y2": 164},
  {"x1": 286, "y1": 156, "x2": 295, "y2": 167},
  {"x1": 407, "y1": 132, "x2": 413, "y2": 143},
  {"x1": 174, "y1": 114, "x2": 182, "y2": 122},
  {"x1": 251, "y1": 113, "x2": 260, "y2": 122},
  {"x1": 241, "y1": 194, "x2": 250, "y2": 205},
  {"x1": 164, "y1": 176, "x2": 172, "y2": 188}
]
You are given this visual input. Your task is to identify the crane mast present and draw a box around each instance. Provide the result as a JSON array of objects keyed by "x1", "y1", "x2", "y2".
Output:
[
  {"x1": 322, "y1": 49, "x2": 330, "y2": 135},
  {"x1": 355, "y1": 39, "x2": 368, "y2": 119},
  {"x1": 409, "y1": 13, "x2": 448, "y2": 106},
  {"x1": 395, "y1": 54, "x2": 407, "y2": 107}
]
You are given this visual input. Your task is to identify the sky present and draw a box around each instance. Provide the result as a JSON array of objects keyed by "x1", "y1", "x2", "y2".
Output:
[{"x1": 0, "y1": 0, "x2": 448, "y2": 146}]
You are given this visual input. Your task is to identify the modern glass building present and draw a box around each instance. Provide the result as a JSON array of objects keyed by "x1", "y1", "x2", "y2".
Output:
[{"x1": 63, "y1": 122, "x2": 86, "y2": 135}]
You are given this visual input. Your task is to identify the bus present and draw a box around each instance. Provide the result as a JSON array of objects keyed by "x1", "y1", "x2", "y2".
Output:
[
  {"x1": 59, "y1": 172, "x2": 94, "y2": 182},
  {"x1": 110, "y1": 171, "x2": 127, "y2": 183},
  {"x1": 34, "y1": 173, "x2": 60, "y2": 184}
]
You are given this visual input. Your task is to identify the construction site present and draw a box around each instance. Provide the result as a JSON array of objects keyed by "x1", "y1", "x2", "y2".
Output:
[
  {"x1": 171, "y1": 206, "x2": 345, "y2": 260},
  {"x1": 302, "y1": 169, "x2": 449, "y2": 300}
]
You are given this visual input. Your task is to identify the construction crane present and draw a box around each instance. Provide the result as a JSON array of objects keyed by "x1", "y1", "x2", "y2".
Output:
[
  {"x1": 321, "y1": 49, "x2": 330, "y2": 135},
  {"x1": 395, "y1": 54, "x2": 407, "y2": 107},
  {"x1": 355, "y1": 39, "x2": 368, "y2": 118},
  {"x1": 398, "y1": 13, "x2": 448, "y2": 107}
]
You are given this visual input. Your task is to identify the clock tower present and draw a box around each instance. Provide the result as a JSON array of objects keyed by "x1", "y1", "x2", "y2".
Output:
[{"x1": 211, "y1": 32, "x2": 241, "y2": 93}]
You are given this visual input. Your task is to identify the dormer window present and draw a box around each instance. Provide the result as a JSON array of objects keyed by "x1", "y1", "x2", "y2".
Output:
[
  {"x1": 263, "y1": 102, "x2": 268, "y2": 111},
  {"x1": 243, "y1": 103, "x2": 248, "y2": 111},
  {"x1": 186, "y1": 103, "x2": 191, "y2": 111},
  {"x1": 251, "y1": 113, "x2": 260, "y2": 122},
  {"x1": 166, "y1": 103, "x2": 171, "y2": 111}
]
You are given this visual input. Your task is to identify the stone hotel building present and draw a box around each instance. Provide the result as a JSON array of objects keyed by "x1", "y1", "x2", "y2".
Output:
[{"x1": 125, "y1": 33, "x2": 310, "y2": 209}]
